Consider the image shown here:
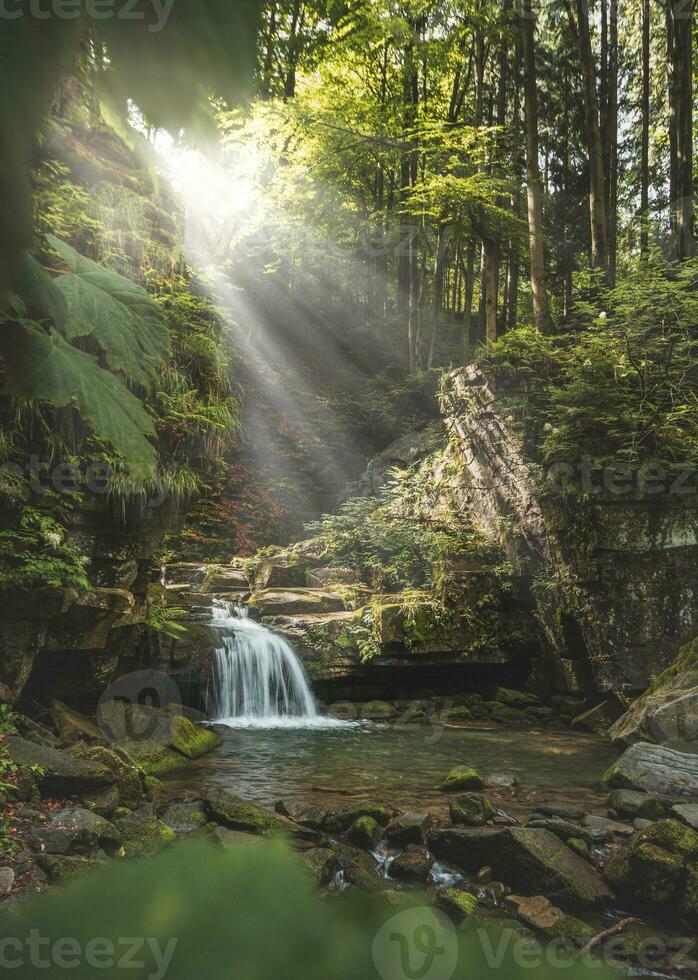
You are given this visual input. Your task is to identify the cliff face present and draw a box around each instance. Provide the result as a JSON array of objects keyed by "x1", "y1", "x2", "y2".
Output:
[{"x1": 442, "y1": 365, "x2": 698, "y2": 695}]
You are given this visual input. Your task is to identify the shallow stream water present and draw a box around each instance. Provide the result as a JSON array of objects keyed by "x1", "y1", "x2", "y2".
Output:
[{"x1": 166, "y1": 721, "x2": 618, "y2": 818}]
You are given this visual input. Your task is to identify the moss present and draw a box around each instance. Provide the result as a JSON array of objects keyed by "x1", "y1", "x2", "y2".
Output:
[
  {"x1": 347, "y1": 815, "x2": 381, "y2": 849},
  {"x1": 449, "y1": 793, "x2": 495, "y2": 826},
  {"x1": 485, "y1": 702, "x2": 529, "y2": 724},
  {"x1": 440, "y1": 767, "x2": 484, "y2": 792},
  {"x1": 630, "y1": 842, "x2": 683, "y2": 904},
  {"x1": 168, "y1": 715, "x2": 222, "y2": 760},
  {"x1": 442, "y1": 706, "x2": 473, "y2": 722},
  {"x1": 602, "y1": 760, "x2": 626, "y2": 789},
  {"x1": 548, "y1": 916, "x2": 595, "y2": 947},
  {"x1": 435, "y1": 888, "x2": 478, "y2": 921},
  {"x1": 567, "y1": 838, "x2": 590, "y2": 860},
  {"x1": 114, "y1": 813, "x2": 176, "y2": 857},
  {"x1": 640, "y1": 819, "x2": 698, "y2": 860},
  {"x1": 679, "y1": 861, "x2": 698, "y2": 926}
]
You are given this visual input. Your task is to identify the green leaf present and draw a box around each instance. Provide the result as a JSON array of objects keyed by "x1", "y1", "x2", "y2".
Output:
[
  {"x1": 47, "y1": 234, "x2": 170, "y2": 381},
  {"x1": 13, "y1": 253, "x2": 67, "y2": 328},
  {"x1": 0, "y1": 320, "x2": 157, "y2": 477}
]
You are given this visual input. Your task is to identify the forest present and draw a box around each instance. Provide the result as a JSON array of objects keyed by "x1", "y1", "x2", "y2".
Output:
[{"x1": 1, "y1": 2, "x2": 698, "y2": 978}]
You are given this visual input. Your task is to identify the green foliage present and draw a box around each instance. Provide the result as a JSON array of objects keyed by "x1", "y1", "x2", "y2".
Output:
[
  {"x1": 479, "y1": 259, "x2": 698, "y2": 479},
  {"x1": 1, "y1": 838, "x2": 615, "y2": 980},
  {"x1": 0, "y1": 507, "x2": 89, "y2": 591},
  {"x1": 145, "y1": 601, "x2": 189, "y2": 641},
  {"x1": 0, "y1": 703, "x2": 18, "y2": 734}
]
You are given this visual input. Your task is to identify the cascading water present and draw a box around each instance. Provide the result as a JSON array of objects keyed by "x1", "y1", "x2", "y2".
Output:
[{"x1": 208, "y1": 599, "x2": 341, "y2": 729}]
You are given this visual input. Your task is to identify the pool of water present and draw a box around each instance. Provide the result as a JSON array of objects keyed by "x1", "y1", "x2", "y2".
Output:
[{"x1": 166, "y1": 721, "x2": 619, "y2": 818}]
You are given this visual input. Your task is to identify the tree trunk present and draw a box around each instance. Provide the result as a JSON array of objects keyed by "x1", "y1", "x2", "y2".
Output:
[
  {"x1": 520, "y1": 0, "x2": 551, "y2": 333},
  {"x1": 607, "y1": 0, "x2": 618, "y2": 284},
  {"x1": 427, "y1": 223, "x2": 449, "y2": 368},
  {"x1": 640, "y1": 0, "x2": 650, "y2": 256},
  {"x1": 668, "y1": 0, "x2": 695, "y2": 259},
  {"x1": 568, "y1": 0, "x2": 610, "y2": 279},
  {"x1": 484, "y1": 239, "x2": 499, "y2": 343}
]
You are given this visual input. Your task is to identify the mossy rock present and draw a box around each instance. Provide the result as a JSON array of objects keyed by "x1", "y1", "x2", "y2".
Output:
[
  {"x1": 440, "y1": 767, "x2": 484, "y2": 792},
  {"x1": 567, "y1": 838, "x2": 590, "y2": 860},
  {"x1": 485, "y1": 702, "x2": 530, "y2": 724},
  {"x1": 449, "y1": 792, "x2": 495, "y2": 827},
  {"x1": 442, "y1": 706, "x2": 473, "y2": 723},
  {"x1": 323, "y1": 801, "x2": 395, "y2": 833},
  {"x1": 548, "y1": 916, "x2": 596, "y2": 947},
  {"x1": 37, "y1": 853, "x2": 101, "y2": 883},
  {"x1": 114, "y1": 811, "x2": 176, "y2": 857},
  {"x1": 605, "y1": 819, "x2": 698, "y2": 913},
  {"x1": 435, "y1": 887, "x2": 478, "y2": 921},
  {"x1": 486, "y1": 687, "x2": 540, "y2": 708},
  {"x1": 346, "y1": 815, "x2": 381, "y2": 849}
]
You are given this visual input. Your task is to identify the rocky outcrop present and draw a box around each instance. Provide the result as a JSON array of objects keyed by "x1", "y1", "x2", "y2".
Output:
[
  {"x1": 610, "y1": 636, "x2": 698, "y2": 748},
  {"x1": 442, "y1": 365, "x2": 698, "y2": 694},
  {"x1": 604, "y1": 742, "x2": 698, "y2": 797}
]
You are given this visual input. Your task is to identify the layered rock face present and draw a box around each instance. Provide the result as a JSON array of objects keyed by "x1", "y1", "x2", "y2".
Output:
[{"x1": 441, "y1": 366, "x2": 698, "y2": 694}]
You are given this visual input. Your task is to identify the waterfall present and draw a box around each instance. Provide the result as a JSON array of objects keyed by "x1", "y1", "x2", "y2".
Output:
[{"x1": 208, "y1": 600, "x2": 340, "y2": 729}]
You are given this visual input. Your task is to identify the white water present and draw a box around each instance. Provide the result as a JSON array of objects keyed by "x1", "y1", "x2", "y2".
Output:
[{"x1": 208, "y1": 600, "x2": 348, "y2": 729}]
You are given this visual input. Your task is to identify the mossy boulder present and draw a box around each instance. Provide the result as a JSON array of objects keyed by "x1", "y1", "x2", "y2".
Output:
[
  {"x1": 161, "y1": 801, "x2": 209, "y2": 835},
  {"x1": 68, "y1": 744, "x2": 144, "y2": 808},
  {"x1": 390, "y1": 845, "x2": 432, "y2": 883},
  {"x1": 323, "y1": 801, "x2": 395, "y2": 833},
  {"x1": 440, "y1": 767, "x2": 484, "y2": 792},
  {"x1": 4, "y1": 736, "x2": 112, "y2": 797},
  {"x1": 435, "y1": 887, "x2": 478, "y2": 921},
  {"x1": 97, "y1": 701, "x2": 221, "y2": 777},
  {"x1": 36, "y1": 853, "x2": 102, "y2": 883},
  {"x1": 114, "y1": 809, "x2": 176, "y2": 857},
  {"x1": 50, "y1": 700, "x2": 103, "y2": 743},
  {"x1": 449, "y1": 793, "x2": 495, "y2": 827},
  {"x1": 605, "y1": 819, "x2": 698, "y2": 922},
  {"x1": 204, "y1": 789, "x2": 317, "y2": 840},
  {"x1": 384, "y1": 812, "x2": 432, "y2": 846},
  {"x1": 346, "y1": 815, "x2": 381, "y2": 849},
  {"x1": 442, "y1": 706, "x2": 473, "y2": 723},
  {"x1": 485, "y1": 702, "x2": 530, "y2": 724}
]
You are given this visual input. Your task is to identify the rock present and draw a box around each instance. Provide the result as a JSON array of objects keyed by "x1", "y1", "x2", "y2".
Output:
[
  {"x1": 442, "y1": 706, "x2": 473, "y2": 722},
  {"x1": 253, "y1": 555, "x2": 308, "y2": 591},
  {"x1": 608, "y1": 788, "x2": 675, "y2": 821},
  {"x1": 527, "y1": 818, "x2": 593, "y2": 845},
  {"x1": 672, "y1": 804, "x2": 698, "y2": 830},
  {"x1": 604, "y1": 742, "x2": 698, "y2": 797},
  {"x1": 306, "y1": 567, "x2": 358, "y2": 587},
  {"x1": 505, "y1": 894, "x2": 566, "y2": 933},
  {"x1": 69, "y1": 745, "x2": 143, "y2": 809},
  {"x1": 440, "y1": 767, "x2": 484, "y2": 792},
  {"x1": 204, "y1": 789, "x2": 316, "y2": 839},
  {"x1": 449, "y1": 793, "x2": 495, "y2": 827},
  {"x1": 300, "y1": 847, "x2": 343, "y2": 885},
  {"x1": 610, "y1": 636, "x2": 698, "y2": 748},
  {"x1": 4, "y1": 736, "x2": 112, "y2": 797},
  {"x1": 582, "y1": 815, "x2": 634, "y2": 837},
  {"x1": 346, "y1": 816, "x2": 381, "y2": 850},
  {"x1": 113, "y1": 809, "x2": 176, "y2": 857},
  {"x1": 274, "y1": 801, "x2": 327, "y2": 830},
  {"x1": 633, "y1": 819, "x2": 653, "y2": 831},
  {"x1": 434, "y1": 887, "x2": 478, "y2": 921},
  {"x1": 537, "y1": 803, "x2": 585, "y2": 822},
  {"x1": 358, "y1": 701, "x2": 398, "y2": 721},
  {"x1": 384, "y1": 812, "x2": 432, "y2": 846},
  {"x1": 161, "y1": 801, "x2": 209, "y2": 835},
  {"x1": 97, "y1": 701, "x2": 221, "y2": 776},
  {"x1": 484, "y1": 773, "x2": 519, "y2": 794},
  {"x1": 484, "y1": 703, "x2": 530, "y2": 724},
  {"x1": 201, "y1": 566, "x2": 250, "y2": 594},
  {"x1": 365, "y1": 427, "x2": 444, "y2": 494},
  {"x1": 15, "y1": 715, "x2": 60, "y2": 748},
  {"x1": 390, "y1": 845, "x2": 432, "y2": 883},
  {"x1": 36, "y1": 854, "x2": 100, "y2": 883},
  {"x1": 571, "y1": 700, "x2": 623, "y2": 734},
  {"x1": 567, "y1": 838, "x2": 591, "y2": 860},
  {"x1": 35, "y1": 807, "x2": 120, "y2": 856},
  {"x1": 329, "y1": 841, "x2": 387, "y2": 892},
  {"x1": 248, "y1": 589, "x2": 345, "y2": 617},
  {"x1": 492, "y1": 810, "x2": 519, "y2": 826},
  {"x1": 323, "y1": 801, "x2": 395, "y2": 833},
  {"x1": 0, "y1": 868, "x2": 15, "y2": 894},
  {"x1": 486, "y1": 687, "x2": 541, "y2": 708},
  {"x1": 429, "y1": 827, "x2": 613, "y2": 909},
  {"x1": 212, "y1": 827, "x2": 266, "y2": 850},
  {"x1": 50, "y1": 700, "x2": 102, "y2": 743}
]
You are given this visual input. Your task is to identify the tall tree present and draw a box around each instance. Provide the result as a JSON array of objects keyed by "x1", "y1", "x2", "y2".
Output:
[
  {"x1": 667, "y1": 0, "x2": 695, "y2": 259},
  {"x1": 640, "y1": 0, "x2": 650, "y2": 256},
  {"x1": 519, "y1": 0, "x2": 550, "y2": 333}
]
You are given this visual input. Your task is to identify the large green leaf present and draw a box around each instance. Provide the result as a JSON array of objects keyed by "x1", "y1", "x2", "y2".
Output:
[
  {"x1": 0, "y1": 321, "x2": 157, "y2": 477},
  {"x1": 47, "y1": 234, "x2": 170, "y2": 383},
  {"x1": 12, "y1": 253, "x2": 67, "y2": 329}
]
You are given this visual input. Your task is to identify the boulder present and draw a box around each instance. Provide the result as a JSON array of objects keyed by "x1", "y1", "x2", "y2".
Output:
[
  {"x1": 253, "y1": 555, "x2": 308, "y2": 591},
  {"x1": 4, "y1": 736, "x2": 112, "y2": 797},
  {"x1": 328, "y1": 841, "x2": 387, "y2": 892},
  {"x1": 114, "y1": 808, "x2": 176, "y2": 857},
  {"x1": 201, "y1": 566, "x2": 250, "y2": 594},
  {"x1": 37, "y1": 853, "x2": 101, "y2": 883},
  {"x1": 69, "y1": 744, "x2": 143, "y2": 809},
  {"x1": 604, "y1": 742, "x2": 698, "y2": 797},
  {"x1": 322, "y1": 801, "x2": 395, "y2": 833},
  {"x1": 346, "y1": 816, "x2": 381, "y2": 850},
  {"x1": 97, "y1": 701, "x2": 221, "y2": 776},
  {"x1": 440, "y1": 767, "x2": 484, "y2": 792},
  {"x1": 505, "y1": 895, "x2": 595, "y2": 946},
  {"x1": 300, "y1": 847, "x2": 343, "y2": 885},
  {"x1": 449, "y1": 793, "x2": 495, "y2": 827},
  {"x1": 429, "y1": 826, "x2": 612, "y2": 909},
  {"x1": 0, "y1": 868, "x2": 15, "y2": 895},
  {"x1": 485, "y1": 703, "x2": 530, "y2": 724},
  {"x1": 605, "y1": 819, "x2": 698, "y2": 923},
  {"x1": 606, "y1": 789, "x2": 674, "y2": 821},
  {"x1": 384, "y1": 812, "x2": 432, "y2": 846},
  {"x1": 610, "y1": 637, "x2": 698, "y2": 748},
  {"x1": 248, "y1": 589, "x2": 345, "y2": 617},
  {"x1": 204, "y1": 789, "x2": 316, "y2": 840},
  {"x1": 35, "y1": 807, "x2": 120, "y2": 856},
  {"x1": 390, "y1": 845, "x2": 432, "y2": 883},
  {"x1": 274, "y1": 800, "x2": 327, "y2": 830},
  {"x1": 307, "y1": 567, "x2": 358, "y2": 587},
  {"x1": 672, "y1": 804, "x2": 698, "y2": 830},
  {"x1": 50, "y1": 700, "x2": 102, "y2": 743},
  {"x1": 212, "y1": 827, "x2": 266, "y2": 850},
  {"x1": 526, "y1": 818, "x2": 593, "y2": 845},
  {"x1": 161, "y1": 801, "x2": 209, "y2": 835},
  {"x1": 484, "y1": 773, "x2": 519, "y2": 794},
  {"x1": 434, "y1": 887, "x2": 478, "y2": 921},
  {"x1": 537, "y1": 803, "x2": 585, "y2": 821}
]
